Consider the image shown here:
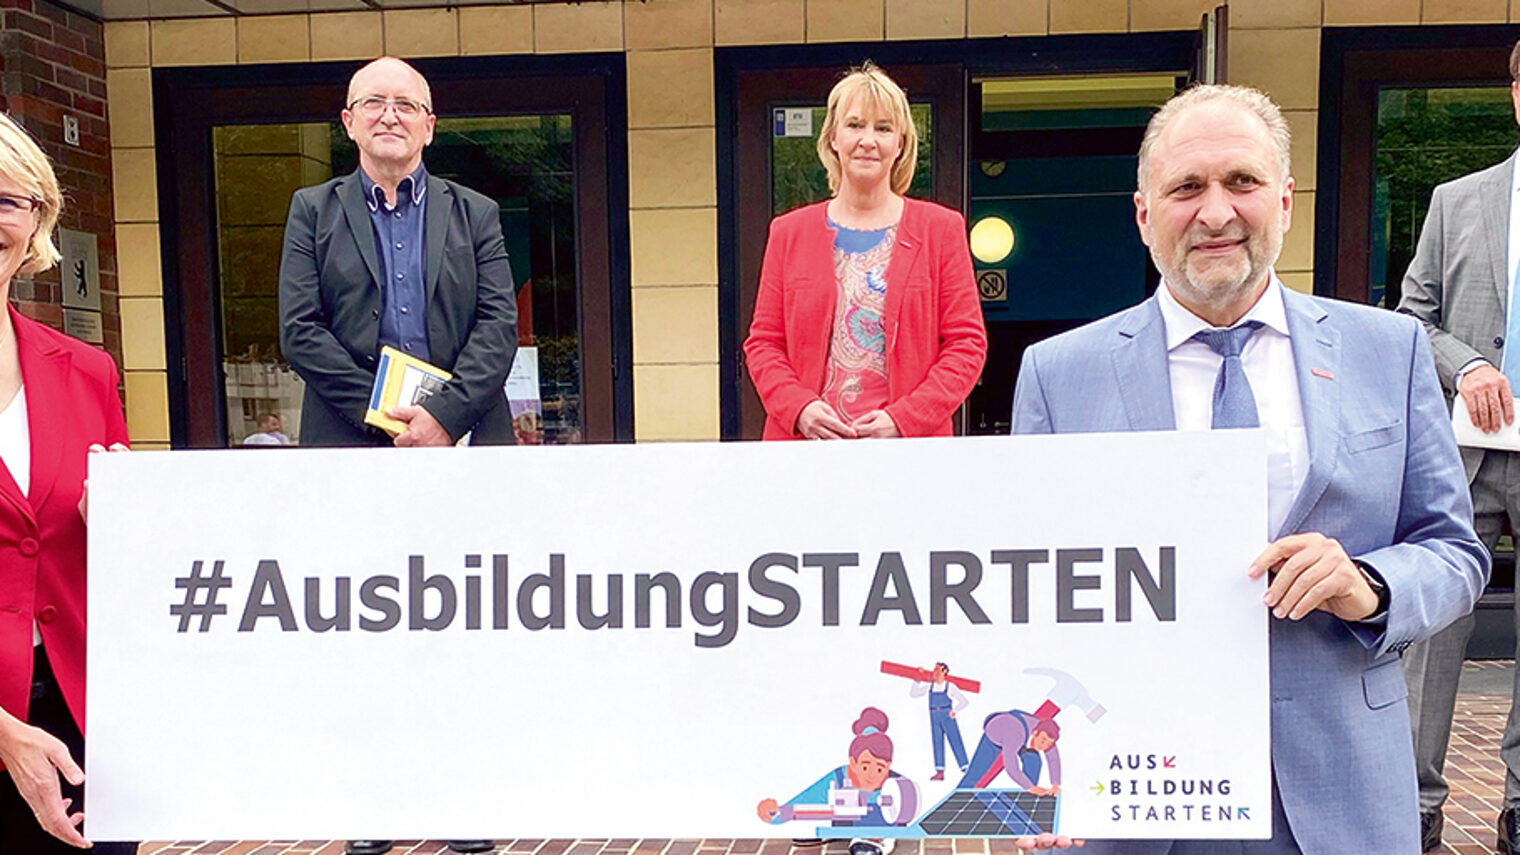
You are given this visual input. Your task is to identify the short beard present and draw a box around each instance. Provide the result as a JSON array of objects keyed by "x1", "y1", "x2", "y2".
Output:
[{"x1": 1153, "y1": 227, "x2": 1280, "y2": 321}]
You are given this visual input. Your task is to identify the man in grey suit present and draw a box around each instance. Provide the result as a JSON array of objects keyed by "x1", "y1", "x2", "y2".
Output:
[
  {"x1": 279, "y1": 56, "x2": 517, "y2": 450},
  {"x1": 1012, "y1": 84, "x2": 1487, "y2": 853},
  {"x1": 276, "y1": 56, "x2": 509, "y2": 855},
  {"x1": 1397, "y1": 39, "x2": 1520, "y2": 854}
]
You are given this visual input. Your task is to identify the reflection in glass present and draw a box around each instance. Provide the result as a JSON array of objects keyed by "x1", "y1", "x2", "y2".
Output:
[
  {"x1": 771, "y1": 103, "x2": 933, "y2": 216},
  {"x1": 211, "y1": 113, "x2": 582, "y2": 446},
  {"x1": 1372, "y1": 87, "x2": 1517, "y2": 308},
  {"x1": 213, "y1": 123, "x2": 328, "y2": 447}
]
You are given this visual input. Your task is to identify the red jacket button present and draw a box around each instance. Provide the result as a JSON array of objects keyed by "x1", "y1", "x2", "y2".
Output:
[
  {"x1": 18, "y1": 538, "x2": 38, "y2": 557},
  {"x1": 38, "y1": 605, "x2": 57, "y2": 624}
]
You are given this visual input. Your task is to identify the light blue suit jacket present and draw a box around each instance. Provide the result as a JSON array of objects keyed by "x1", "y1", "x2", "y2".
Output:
[{"x1": 1011, "y1": 286, "x2": 1488, "y2": 854}]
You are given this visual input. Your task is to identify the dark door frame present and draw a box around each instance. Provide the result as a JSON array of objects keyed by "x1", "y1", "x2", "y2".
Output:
[
  {"x1": 1316, "y1": 24, "x2": 1520, "y2": 302},
  {"x1": 714, "y1": 32, "x2": 1202, "y2": 440},
  {"x1": 1315, "y1": 24, "x2": 1520, "y2": 658},
  {"x1": 152, "y1": 54, "x2": 633, "y2": 448},
  {"x1": 729, "y1": 61, "x2": 966, "y2": 440}
]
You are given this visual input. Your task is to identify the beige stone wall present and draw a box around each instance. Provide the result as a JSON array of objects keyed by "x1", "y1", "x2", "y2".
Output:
[{"x1": 103, "y1": 0, "x2": 1520, "y2": 446}]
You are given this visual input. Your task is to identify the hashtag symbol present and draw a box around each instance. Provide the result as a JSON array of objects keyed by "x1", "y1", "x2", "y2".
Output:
[{"x1": 170, "y1": 560, "x2": 233, "y2": 632}]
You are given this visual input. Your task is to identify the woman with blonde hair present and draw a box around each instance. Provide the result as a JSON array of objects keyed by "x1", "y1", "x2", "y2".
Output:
[
  {"x1": 744, "y1": 62, "x2": 987, "y2": 440},
  {"x1": 0, "y1": 112, "x2": 132, "y2": 852}
]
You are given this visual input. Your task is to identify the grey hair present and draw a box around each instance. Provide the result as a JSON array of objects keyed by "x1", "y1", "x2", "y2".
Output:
[{"x1": 1136, "y1": 84, "x2": 1291, "y2": 193}]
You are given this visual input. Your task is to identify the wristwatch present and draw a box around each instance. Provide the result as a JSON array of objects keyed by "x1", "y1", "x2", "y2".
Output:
[{"x1": 1356, "y1": 561, "x2": 1390, "y2": 621}]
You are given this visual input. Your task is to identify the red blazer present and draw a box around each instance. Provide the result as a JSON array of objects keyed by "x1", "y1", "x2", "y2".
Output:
[
  {"x1": 0, "y1": 308, "x2": 129, "y2": 735},
  {"x1": 744, "y1": 198, "x2": 988, "y2": 439}
]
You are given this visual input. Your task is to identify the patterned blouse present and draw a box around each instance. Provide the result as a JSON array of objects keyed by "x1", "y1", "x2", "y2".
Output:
[{"x1": 821, "y1": 219, "x2": 897, "y2": 422}]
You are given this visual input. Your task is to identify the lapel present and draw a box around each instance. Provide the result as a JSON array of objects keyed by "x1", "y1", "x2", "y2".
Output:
[
  {"x1": 1276, "y1": 287, "x2": 1340, "y2": 538},
  {"x1": 1112, "y1": 295, "x2": 1176, "y2": 431},
  {"x1": 1480, "y1": 152, "x2": 1515, "y2": 311},
  {"x1": 883, "y1": 198, "x2": 925, "y2": 353},
  {"x1": 424, "y1": 174, "x2": 452, "y2": 307},
  {"x1": 336, "y1": 171, "x2": 383, "y2": 291},
  {"x1": 11, "y1": 308, "x2": 69, "y2": 519}
]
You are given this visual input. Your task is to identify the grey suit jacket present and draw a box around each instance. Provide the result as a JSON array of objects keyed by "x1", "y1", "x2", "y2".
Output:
[
  {"x1": 1012, "y1": 286, "x2": 1488, "y2": 854},
  {"x1": 278, "y1": 169, "x2": 518, "y2": 447},
  {"x1": 1396, "y1": 150, "x2": 1516, "y2": 476}
]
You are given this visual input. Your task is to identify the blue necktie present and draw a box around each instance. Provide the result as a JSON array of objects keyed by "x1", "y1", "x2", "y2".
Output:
[
  {"x1": 1192, "y1": 322, "x2": 1264, "y2": 429},
  {"x1": 1503, "y1": 255, "x2": 1520, "y2": 390}
]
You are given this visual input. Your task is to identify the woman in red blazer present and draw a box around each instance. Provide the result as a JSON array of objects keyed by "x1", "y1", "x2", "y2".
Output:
[
  {"x1": 744, "y1": 63, "x2": 987, "y2": 441},
  {"x1": 0, "y1": 113, "x2": 132, "y2": 853}
]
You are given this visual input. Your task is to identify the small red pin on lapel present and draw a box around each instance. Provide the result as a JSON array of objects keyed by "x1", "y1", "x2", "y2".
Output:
[{"x1": 1312, "y1": 367, "x2": 1335, "y2": 380}]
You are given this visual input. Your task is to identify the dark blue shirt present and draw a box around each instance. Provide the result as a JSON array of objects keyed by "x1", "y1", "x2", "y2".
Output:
[{"x1": 362, "y1": 165, "x2": 429, "y2": 359}]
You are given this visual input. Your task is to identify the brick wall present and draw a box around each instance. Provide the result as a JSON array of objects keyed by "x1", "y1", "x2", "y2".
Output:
[{"x1": 0, "y1": 0, "x2": 120, "y2": 368}]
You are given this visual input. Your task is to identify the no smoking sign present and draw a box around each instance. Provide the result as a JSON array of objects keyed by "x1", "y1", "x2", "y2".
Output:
[{"x1": 978, "y1": 269, "x2": 1008, "y2": 303}]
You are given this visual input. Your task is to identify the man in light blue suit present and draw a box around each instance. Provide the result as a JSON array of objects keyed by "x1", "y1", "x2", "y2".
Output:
[{"x1": 1010, "y1": 85, "x2": 1488, "y2": 853}]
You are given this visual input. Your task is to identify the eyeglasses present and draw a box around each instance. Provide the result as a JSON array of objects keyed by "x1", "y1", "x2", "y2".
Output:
[
  {"x1": 0, "y1": 194, "x2": 41, "y2": 220},
  {"x1": 348, "y1": 96, "x2": 432, "y2": 119}
]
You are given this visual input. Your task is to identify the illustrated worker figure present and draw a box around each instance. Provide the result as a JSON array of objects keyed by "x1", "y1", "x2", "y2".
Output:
[
  {"x1": 957, "y1": 710, "x2": 1061, "y2": 796},
  {"x1": 909, "y1": 662, "x2": 969, "y2": 780},
  {"x1": 1396, "y1": 38, "x2": 1520, "y2": 855},
  {"x1": 1011, "y1": 83, "x2": 1487, "y2": 853},
  {"x1": 276, "y1": 55, "x2": 514, "y2": 855}
]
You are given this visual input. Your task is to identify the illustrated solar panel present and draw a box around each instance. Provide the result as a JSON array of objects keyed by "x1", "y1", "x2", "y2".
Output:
[{"x1": 915, "y1": 790, "x2": 1059, "y2": 836}]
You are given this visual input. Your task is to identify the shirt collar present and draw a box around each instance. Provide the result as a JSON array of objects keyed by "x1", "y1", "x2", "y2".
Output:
[
  {"x1": 1157, "y1": 272, "x2": 1291, "y2": 352},
  {"x1": 360, "y1": 163, "x2": 428, "y2": 212}
]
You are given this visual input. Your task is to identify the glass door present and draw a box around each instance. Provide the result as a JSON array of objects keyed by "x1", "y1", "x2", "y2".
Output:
[
  {"x1": 211, "y1": 114, "x2": 584, "y2": 446},
  {"x1": 156, "y1": 63, "x2": 625, "y2": 447},
  {"x1": 1324, "y1": 34, "x2": 1518, "y2": 304},
  {"x1": 1367, "y1": 87, "x2": 1517, "y2": 309},
  {"x1": 963, "y1": 74, "x2": 1178, "y2": 434},
  {"x1": 728, "y1": 64, "x2": 965, "y2": 440},
  {"x1": 1320, "y1": 31, "x2": 1520, "y2": 658}
]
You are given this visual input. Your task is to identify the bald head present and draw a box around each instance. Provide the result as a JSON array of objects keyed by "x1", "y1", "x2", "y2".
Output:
[{"x1": 347, "y1": 56, "x2": 433, "y2": 113}]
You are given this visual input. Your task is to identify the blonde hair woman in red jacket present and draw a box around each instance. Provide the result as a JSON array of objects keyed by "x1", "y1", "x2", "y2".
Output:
[
  {"x1": 744, "y1": 63, "x2": 987, "y2": 440},
  {"x1": 0, "y1": 113, "x2": 132, "y2": 853}
]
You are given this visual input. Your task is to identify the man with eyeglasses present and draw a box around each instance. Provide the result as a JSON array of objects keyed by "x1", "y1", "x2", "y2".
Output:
[
  {"x1": 276, "y1": 55, "x2": 513, "y2": 855},
  {"x1": 279, "y1": 55, "x2": 517, "y2": 453}
]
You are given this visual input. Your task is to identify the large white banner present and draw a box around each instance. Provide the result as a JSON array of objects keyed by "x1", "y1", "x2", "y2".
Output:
[{"x1": 87, "y1": 432, "x2": 1270, "y2": 841}]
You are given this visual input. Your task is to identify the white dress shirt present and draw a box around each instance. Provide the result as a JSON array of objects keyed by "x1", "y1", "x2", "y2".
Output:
[
  {"x1": 1157, "y1": 278, "x2": 1309, "y2": 539},
  {"x1": 1508, "y1": 153, "x2": 1520, "y2": 312}
]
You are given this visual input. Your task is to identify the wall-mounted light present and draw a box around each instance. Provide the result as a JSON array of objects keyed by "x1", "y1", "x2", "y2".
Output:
[{"x1": 970, "y1": 216, "x2": 1015, "y2": 264}]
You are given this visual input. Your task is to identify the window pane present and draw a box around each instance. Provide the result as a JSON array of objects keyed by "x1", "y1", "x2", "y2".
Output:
[
  {"x1": 1371, "y1": 87, "x2": 1517, "y2": 308},
  {"x1": 212, "y1": 123, "x2": 328, "y2": 447},
  {"x1": 211, "y1": 113, "x2": 582, "y2": 446}
]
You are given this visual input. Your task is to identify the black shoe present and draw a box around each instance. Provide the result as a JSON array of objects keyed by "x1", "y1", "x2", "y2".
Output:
[
  {"x1": 848, "y1": 843, "x2": 881, "y2": 855},
  {"x1": 448, "y1": 843, "x2": 495, "y2": 854},
  {"x1": 1499, "y1": 806, "x2": 1520, "y2": 855},
  {"x1": 1419, "y1": 810, "x2": 1442, "y2": 852},
  {"x1": 346, "y1": 843, "x2": 393, "y2": 855}
]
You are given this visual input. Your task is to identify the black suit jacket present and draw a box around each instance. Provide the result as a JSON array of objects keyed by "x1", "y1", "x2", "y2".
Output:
[{"x1": 278, "y1": 169, "x2": 518, "y2": 446}]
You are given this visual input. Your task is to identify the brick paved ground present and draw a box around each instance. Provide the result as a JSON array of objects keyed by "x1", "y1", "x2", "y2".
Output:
[
  {"x1": 133, "y1": 661, "x2": 1520, "y2": 855},
  {"x1": 1438, "y1": 660, "x2": 1511, "y2": 854}
]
